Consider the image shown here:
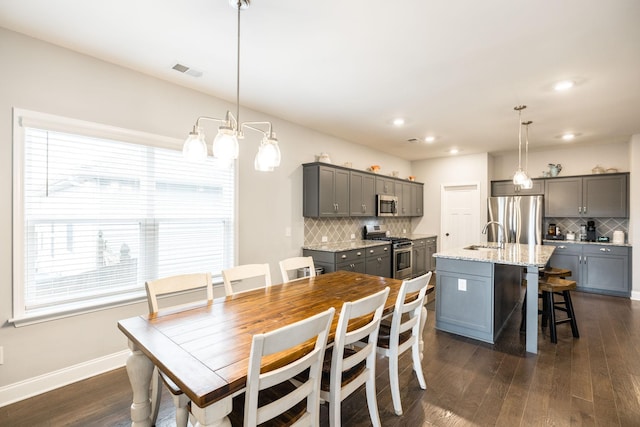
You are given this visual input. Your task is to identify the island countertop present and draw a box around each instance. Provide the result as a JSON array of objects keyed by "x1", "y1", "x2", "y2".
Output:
[{"x1": 433, "y1": 243, "x2": 555, "y2": 268}]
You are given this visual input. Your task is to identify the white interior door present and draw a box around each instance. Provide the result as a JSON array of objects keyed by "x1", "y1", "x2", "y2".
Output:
[{"x1": 440, "y1": 183, "x2": 481, "y2": 251}]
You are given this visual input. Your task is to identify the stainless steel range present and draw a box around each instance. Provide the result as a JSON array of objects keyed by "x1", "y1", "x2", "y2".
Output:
[{"x1": 364, "y1": 225, "x2": 413, "y2": 280}]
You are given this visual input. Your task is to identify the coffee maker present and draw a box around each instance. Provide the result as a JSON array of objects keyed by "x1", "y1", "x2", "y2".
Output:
[{"x1": 586, "y1": 220, "x2": 596, "y2": 242}]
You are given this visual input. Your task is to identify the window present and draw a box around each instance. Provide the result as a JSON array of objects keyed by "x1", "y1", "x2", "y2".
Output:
[{"x1": 12, "y1": 109, "x2": 235, "y2": 323}]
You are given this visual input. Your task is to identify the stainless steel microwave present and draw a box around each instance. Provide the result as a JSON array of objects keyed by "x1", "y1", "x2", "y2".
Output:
[{"x1": 376, "y1": 194, "x2": 398, "y2": 216}]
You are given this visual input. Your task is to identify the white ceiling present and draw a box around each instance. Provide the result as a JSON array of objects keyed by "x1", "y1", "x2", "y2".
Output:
[{"x1": 1, "y1": 0, "x2": 639, "y2": 160}]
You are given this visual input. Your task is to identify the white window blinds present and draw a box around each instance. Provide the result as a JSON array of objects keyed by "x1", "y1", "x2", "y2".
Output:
[{"x1": 13, "y1": 110, "x2": 235, "y2": 320}]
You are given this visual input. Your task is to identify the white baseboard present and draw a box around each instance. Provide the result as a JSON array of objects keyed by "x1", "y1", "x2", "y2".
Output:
[
  {"x1": 0, "y1": 349, "x2": 129, "y2": 408},
  {"x1": 631, "y1": 290, "x2": 640, "y2": 301}
]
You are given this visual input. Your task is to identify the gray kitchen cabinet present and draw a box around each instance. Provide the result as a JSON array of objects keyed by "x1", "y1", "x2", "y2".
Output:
[
  {"x1": 364, "y1": 244, "x2": 391, "y2": 277},
  {"x1": 411, "y1": 183, "x2": 424, "y2": 216},
  {"x1": 304, "y1": 244, "x2": 390, "y2": 276},
  {"x1": 545, "y1": 173, "x2": 628, "y2": 218},
  {"x1": 349, "y1": 171, "x2": 376, "y2": 216},
  {"x1": 375, "y1": 176, "x2": 396, "y2": 196},
  {"x1": 582, "y1": 174, "x2": 628, "y2": 217},
  {"x1": 425, "y1": 236, "x2": 437, "y2": 271},
  {"x1": 545, "y1": 242, "x2": 630, "y2": 297},
  {"x1": 491, "y1": 179, "x2": 544, "y2": 196},
  {"x1": 303, "y1": 163, "x2": 350, "y2": 217},
  {"x1": 398, "y1": 182, "x2": 412, "y2": 216},
  {"x1": 412, "y1": 238, "x2": 427, "y2": 277}
]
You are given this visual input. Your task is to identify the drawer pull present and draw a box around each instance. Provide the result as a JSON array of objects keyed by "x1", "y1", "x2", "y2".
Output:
[
  {"x1": 557, "y1": 245, "x2": 567, "y2": 249},
  {"x1": 599, "y1": 248, "x2": 611, "y2": 252},
  {"x1": 341, "y1": 254, "x2": 347, "y2": 259},
  {"x1": 369, "y1": 249, "x2": 374, "y2": 254},
  {"x1": 384, "y1": 247, "x2": 388, "y2": 251},
  {"x1": 356, "y1": 252, "x2": 362, "y2": 256}
]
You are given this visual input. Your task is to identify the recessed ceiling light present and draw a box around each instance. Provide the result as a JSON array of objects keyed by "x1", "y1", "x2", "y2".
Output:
[
  {"x1": 425, "y1": 136, "x2": 435, "y2": 143},
  {"x1": 562, "y1": 133, "x2": 576, "y2": 141},
  {"x1": 554, "y1": 80, "x2": 575, "y2": 91},
  {"x1": 449, "y1": 148, "x2": 459, "y2": 154},
  {"x1": 392, "y1": 118, "x2": 405, "y2": 126}
]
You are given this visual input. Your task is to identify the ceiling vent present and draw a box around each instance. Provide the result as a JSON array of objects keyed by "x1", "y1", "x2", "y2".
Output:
[
  {"x1": 172, "y1": 63, "x2": 203, "y2": 78},
  {"x1": 406, "y1": 138, "x2": 420, "y2": 144}
]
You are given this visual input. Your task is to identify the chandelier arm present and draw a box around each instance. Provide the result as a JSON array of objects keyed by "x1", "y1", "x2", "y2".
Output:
[
  {"x1": 241, "y1": 121, "x2": 274, "y2": 137},
  {"x1": 195, "y1": 116, "x2": 228, "y2": 128}
]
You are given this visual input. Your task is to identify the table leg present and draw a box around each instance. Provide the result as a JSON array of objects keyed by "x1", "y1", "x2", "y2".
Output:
[
  {"x1": 190, "y1": 397, "x2": 233, "y2": 427},
  {"x1": 125, "y1": 341, "x2": 154, "y2": 427},
  {"x1": 525, "y1": 265, "x2": 539, "y2": 354}
]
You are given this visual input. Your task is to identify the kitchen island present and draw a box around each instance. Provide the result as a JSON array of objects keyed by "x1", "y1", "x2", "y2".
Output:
[{"x1": 433, "y1": 243, "x2": 555, "y2": 354}]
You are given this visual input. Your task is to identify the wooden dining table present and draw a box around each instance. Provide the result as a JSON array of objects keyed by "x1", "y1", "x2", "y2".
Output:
[{"x1": 118, "y1": 271, "x2": 412, "y2": 427}]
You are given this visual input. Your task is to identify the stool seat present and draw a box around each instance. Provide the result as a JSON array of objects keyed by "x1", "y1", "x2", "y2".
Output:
[
  {"x1": 539, "y1": 276, "x2": 576, "y2": 293},
  {"x1": 540, "y1": 267, "x2": 572, "y2": 278}
]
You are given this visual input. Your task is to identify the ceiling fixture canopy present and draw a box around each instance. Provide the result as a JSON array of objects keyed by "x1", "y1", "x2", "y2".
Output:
[
  {"x1": 182, "y1": 0, "x2": 281, "y2": 171},
  {"x1": 512, "y1": 105, "x2": 530, "y2": 186}
]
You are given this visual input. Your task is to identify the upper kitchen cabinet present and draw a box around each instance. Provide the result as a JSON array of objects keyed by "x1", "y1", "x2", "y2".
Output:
[
  {"x1": 303, "y1": 163, "x2": 350, "y2": 217},
  {"x1": 398, "y1": 182, "x2": 424, "y2": 217},
  {"x1": 545, "y1": 173, "x2": 628, "y2": 218},
  {"x1": 491, "y1": 179, "x2": 544, "y2": 196},
  {"x1": 350, "y1": 171, "x2": 376, "y2": 216},
  {"x1": 375, "y1": 176, "x2": 395, "y2": 196}
]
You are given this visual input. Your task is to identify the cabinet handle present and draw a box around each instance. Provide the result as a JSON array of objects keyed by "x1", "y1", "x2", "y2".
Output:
[
  {"x1": 557, "y1": 245, "x2": 567, "y2": 249},
  {"x1": 384, "y1": 247, "x2": 388, "y2": 251},
  {"x1": 378, "y1": 257, "x2": 382, "y2": 263},
  {"x1": 369, "y1": 249, "x2": 374, "y2": 254},
  {"x1": 584, "y1": 206, "x2": 587, "y2": 214},
  {"x1": 350, "y1": 263, "x2": 355, "y2": 269},
  {"x1": 356, "y1": 252, "x2": 362, "y2": 256},
  {"x1": 578, "y1": 207, "x2": 582, "y2": 214},
  {"x1": 362, "y1": 204, "x2": 366, "y2": 213},
  {"x1": 341, "y1": 254, "x2": 347, "y2": 259},
  {"x1": 599, "y1": 248, "x2": 611, "y2": 252}
]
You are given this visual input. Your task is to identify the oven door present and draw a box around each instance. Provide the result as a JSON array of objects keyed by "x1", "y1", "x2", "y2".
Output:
[{"x1": 393, "y1": 245, "x2": 413, "y2": 280}]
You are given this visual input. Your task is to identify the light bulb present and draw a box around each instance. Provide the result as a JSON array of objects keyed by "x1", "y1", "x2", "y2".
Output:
[
  {"x1": 512, "y1": 168, "x2": 529, "y2": 185},
  {"x1": 521, "y1": 177, "x2": 533, "y2": 189},
  {"x1": 182, "y1": 128, "x2": 207, "y2": 162},
  {"x1": 212, "y1": 127, "x2": 239, "y2": 161}
]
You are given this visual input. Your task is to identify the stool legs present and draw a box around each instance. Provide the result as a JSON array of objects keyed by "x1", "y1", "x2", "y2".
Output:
[
  {"x1": 540, "y1": 289, "x2": 579, "y2": 344},
  {"x1": 562, "y1": 290, "x2": 580, "y2": 338}
]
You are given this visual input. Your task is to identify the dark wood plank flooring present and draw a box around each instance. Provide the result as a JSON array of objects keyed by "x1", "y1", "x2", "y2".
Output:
[{"x1": 1, "y1": 290, "x2": 639, "y2": 426}]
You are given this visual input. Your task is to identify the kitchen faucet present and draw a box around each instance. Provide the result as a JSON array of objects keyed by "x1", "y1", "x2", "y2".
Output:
[{"x1": 482, "y1": 221, "x2": 506, "y2": 249}]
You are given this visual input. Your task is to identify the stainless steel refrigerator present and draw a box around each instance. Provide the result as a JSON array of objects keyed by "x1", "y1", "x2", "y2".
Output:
[{"x1": 487, "y1": 196, "x2": 544, "y2": 245}]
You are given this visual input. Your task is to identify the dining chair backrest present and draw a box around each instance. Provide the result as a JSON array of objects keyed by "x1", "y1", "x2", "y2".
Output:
[
  {"x1": 378, "y1": 271, "x2": 432, "y2": 416},
  {"x1": 222, "y1": 263, "x2": 272, "y2": 296},
  {"x1": 279, "y1": 256, "x2": 316, "y2": 283},
  {"x1": 144, "y1": 272, "x2": 212, "y2": 426},
  {"x1": 324, "y1": 286, "x2": 390, "y2": 427},
  {"x1": 243, "y1": 307, "x2": 336, "y2": 427},
  {"x1": 145, "y1": 272, "x2": 213, "y2": 314}
]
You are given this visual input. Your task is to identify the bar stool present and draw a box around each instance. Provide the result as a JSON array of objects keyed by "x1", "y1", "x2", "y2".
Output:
[
  {"x1": 538, "y1": 276, "x2": 580, "y2": 343},
  {"x1": 520, "y1": 267, "x2": 573, "y2": 333}
]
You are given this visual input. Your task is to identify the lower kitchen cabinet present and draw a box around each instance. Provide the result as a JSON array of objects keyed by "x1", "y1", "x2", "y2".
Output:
[
  {"x1": 364, "y1": 244, "x2": 391, "y2": 277},
  {"x1": 303, "y1": 244, "x2": 390, "y2": 277},
  {"x1": 545, "y1": 242, "x2": 631, "y2": 297},
  {"x1": 412, "y1": 236, "x2": 437, "y2": 277}
]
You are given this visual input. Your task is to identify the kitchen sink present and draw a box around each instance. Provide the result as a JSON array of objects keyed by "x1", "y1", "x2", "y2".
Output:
[{"x1": 463, "y1": 244, "x2": 501, "y2": 251}]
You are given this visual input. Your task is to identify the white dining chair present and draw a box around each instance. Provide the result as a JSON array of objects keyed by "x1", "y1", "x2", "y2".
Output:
[
  {"x1": 279, "y1": 256, "x2": 316, "y2": 283},
  {"x1": 145, "y1": 272, "x2": 213, "y2": 426},
  {"x1": 321, "y1": 287, "x2": 390, "y2": 427},
  {"x1": 222, "y1": 263, "x2": 272, "y2": 296},
  {"x1": 229, "y1": 307, "x2": 336, "y2": 427},
  {"x1": 376, "y1": 272, "x2": 432, "y2": 415}
]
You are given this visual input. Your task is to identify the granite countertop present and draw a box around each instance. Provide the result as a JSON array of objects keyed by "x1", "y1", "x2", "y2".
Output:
[
  {"x1": 433, "y1": 243, "x2": 556, "y2": 268},
  {"x1": 543, "y1": 239, "x2": 631, "y2": 247},
  {"x1": 302, "y1": 240, "x2": 389, "y2": 252}
]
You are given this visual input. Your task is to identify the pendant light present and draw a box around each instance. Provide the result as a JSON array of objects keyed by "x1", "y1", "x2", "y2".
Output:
[
  {"x1": 182, "y1": 0, "x2": 281, "y2": 171},
  {"x1": 512, "y1": 105, "x2": 529, "y2": 185},
  {"x1": 520, "y1": 120, "x2": 533, "y2": 189}
]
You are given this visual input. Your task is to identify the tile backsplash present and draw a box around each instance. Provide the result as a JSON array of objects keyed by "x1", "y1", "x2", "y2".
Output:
[
  {"x1": 545, "y1": 217, "x2": 629, "y2": 240},
  {"x1": 304, "y1": 217, "x2": 412, "y2": 245}
]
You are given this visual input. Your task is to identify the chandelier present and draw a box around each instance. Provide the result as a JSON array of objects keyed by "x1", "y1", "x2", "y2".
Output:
[{"x1": 182, "y1": 0, "x2": 281, "y2": 171}]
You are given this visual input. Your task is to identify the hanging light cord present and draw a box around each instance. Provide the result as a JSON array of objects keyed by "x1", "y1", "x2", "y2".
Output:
[
  {"x1": 523, "y1": 120, "x2": 532, "y2": 172},
  {"x1": 236, "y1": 1, "x2": 241, "y2": 130}
]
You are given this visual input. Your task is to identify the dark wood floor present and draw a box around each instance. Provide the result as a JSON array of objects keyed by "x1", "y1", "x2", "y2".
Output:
[{"x1": 2, "y1": 290, "x2": 639, "y2": 426}]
